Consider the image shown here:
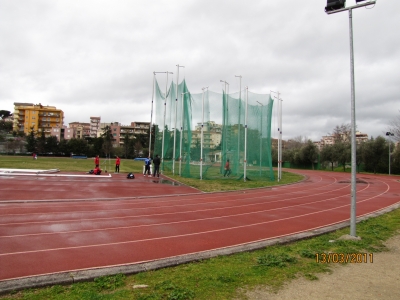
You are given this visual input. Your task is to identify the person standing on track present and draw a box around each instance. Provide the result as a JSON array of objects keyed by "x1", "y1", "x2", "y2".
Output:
[
  {"x1": 95, "y1": 155, "x2": 100, "y2": 168},
  {"x1": 224, "y1": 159, "x2": 231, "y2": 177},
  {"x1": 153, "y1": 154, "x2": 161, "y2": 177},
  {"x1": 115, "y1": 156, "x2": 120, "y2": 173},
  {"x1": 144, "y1": 156, "x2": 152, "y2": 177}
]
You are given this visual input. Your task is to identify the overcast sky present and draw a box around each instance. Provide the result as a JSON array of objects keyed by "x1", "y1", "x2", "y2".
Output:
[{"x1": 1, "y1": 0, "x2": 399, "y2": 141}]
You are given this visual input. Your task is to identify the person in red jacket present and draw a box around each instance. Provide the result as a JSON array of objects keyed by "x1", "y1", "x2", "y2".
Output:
[
  {"x1": 224, "y1": 159, "x2": 231, "y2": 177},
  {"x1": 93, "y1": 166, "x2": 102, "y2": 175},
  {"x1": 115, "y1": 156, "x2": 121, "y2": 173},
  {"x1": 94, "y1": 155, "x2": 100, "y2": 167}
]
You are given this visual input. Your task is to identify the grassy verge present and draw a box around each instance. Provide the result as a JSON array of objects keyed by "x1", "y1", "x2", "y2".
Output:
[
  {"x1": 0, "y1": 156, "x2": 304, "y2": 192},
  {"x1": 167, "y1": 171, "x2": 303, "y2": 192},
  {"x1": 1, "y1": 208, "x2": 399, "y2": 300},
  {"x1": 0, "y1": 156, "x2": 145, "y2": 174}
]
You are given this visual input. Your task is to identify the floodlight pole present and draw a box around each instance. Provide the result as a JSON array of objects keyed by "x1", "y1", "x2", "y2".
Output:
[
  {"x1": 244, "y1": 86, "x2": 248, "y2": 182},
  {"x1": 271, "y1": 91, "x2": 282, "y2": 182},
  {"x1": 161, "y1": 71, "x2": 173, "y2": 174},
  {"x1": 386, "y1": 132, "x2": 394, "y2": 175},
  {"x1": 180, "y1": 92, "x2": 190, "y2": 176},
  {"x1": 257, "y1": 101, "x2": 264, "y2": 176},
  {"x1": 235, "y1": 75, "x2": 242, "y2": 175},
  {"x1": 173, "y1": 65, "x2": 185, "y2": 175},
  {"x1": 326, "y1": 0, "x2": 377, "y2": 237}
]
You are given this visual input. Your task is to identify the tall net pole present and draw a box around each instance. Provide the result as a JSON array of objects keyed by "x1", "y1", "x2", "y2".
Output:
[
  {"x1": 161, "y1": 71, "x2": 173, "y2": 173},
  {"x1": 244, "y1": 86, "x2": 248, "y2": 182},
  {"x1": 200, "y1": 88, "x2": 205, "y2": 179},
  {"x1": 173, "y1": 64, "x2": 184, "y2": 175},
  {"x1": 148, "y1": 72, "x2": 155, "y2": 158},
  {"x1": 180, "y1": 92, "x2": 189, "y2": 176},
  {"x1": 257, "y1": 101, "x2": 264, "y2": 176},
  {"x1": 279, "y1": 97, "x2": 283, "y2": 180},
  {"x1": 220, "y1": 80, "x2": 229, "y2": 175},
  {"x1": 235, "y1": 75, "x2": 242, "y2": 176}
]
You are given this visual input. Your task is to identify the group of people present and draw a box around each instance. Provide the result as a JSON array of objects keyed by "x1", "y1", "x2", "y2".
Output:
[
  {"x1": 91, "y1": 154, "x2": 161, "y2": 177},
  {"x1": 91, "y1": 155, "x2": 230, "y2": 178},
  {"x1": 92, "y1": 155, "x2": 120, "y2": 175},
  {"x1": 143, "y1": 154, "x2": 161, "y2": 177},
  {"x1": 93, "y1": 155, "x2": 102, "y2": 175}
]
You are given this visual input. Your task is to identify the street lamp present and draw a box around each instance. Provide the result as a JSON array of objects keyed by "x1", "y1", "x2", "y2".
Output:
[
  {"x1": 271, "y1": 91, "x2": 283, "y2": 182},
  {"x1": 386, "y1": 132, "x2": 394, "y2": 175},
  {"x1": 325, "y1": 0, "x2": 377, "y2": 237}
]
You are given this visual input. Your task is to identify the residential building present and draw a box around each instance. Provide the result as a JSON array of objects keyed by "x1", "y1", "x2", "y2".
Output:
[
  {"x1": 63, "y1": 126, "x2": 75, "y2": 140},
  {"x1": 192, "y1": 121, "x2": 222, "y2": 149},
  {"x1": 50, "y1": 127, "x2": 63, "y2": 141},
  {"x1": 108, "y1": 122, "x2": 151, "y2": 147},
  {"x1": 316, "y1": 131, "x2": 369, "y2": 150},
  {"x1": 90, "y1": 116, "x2": 101, "y2": 138},
  {"x1": 13, "y1": 103, "x2": 64, "y2": 137},
  {"x1": 68, "y1": 122, "x2": 90, "y2": 139},
  {"x1": 356, "y1": 131, "x2": 368, "y2": 143}
]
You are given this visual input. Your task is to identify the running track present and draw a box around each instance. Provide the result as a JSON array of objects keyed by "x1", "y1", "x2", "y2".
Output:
[{"x1": 0, "y1": 170, "x2": 399, "y2": 291}]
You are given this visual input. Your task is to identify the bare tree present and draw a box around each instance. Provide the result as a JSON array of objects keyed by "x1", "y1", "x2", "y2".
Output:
[
  {"x1": 286, "y1": 135, "x2": 308, "y2": 150},
  {"x1": 388, "y1": 110, "x2": 400, "y2": 142},
  {"x1": 330, "y1": 123, "x2": 352, "y2": 143}
]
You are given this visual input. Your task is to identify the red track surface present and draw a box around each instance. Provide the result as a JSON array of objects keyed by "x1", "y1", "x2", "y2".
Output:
[{"x1": 0, "y1": 170, "x2": 399, "y2": 283}]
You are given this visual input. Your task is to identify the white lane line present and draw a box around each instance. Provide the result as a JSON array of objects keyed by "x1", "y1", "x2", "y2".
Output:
[
  {"x1": 0, "y1": 173, "x2": 112, "y2": 178},
  {"x1": 0, "y1": 183, "x2": 374, "y2": 238},
  {"x1": 0, "y1": 173, "x2": 340, "y2": 218},
  {"x1": 0, "y1": 171, "x2": 327, "y2": 205},
  {"x1": 0, "y1": 183, "x2": 392, "y2": 257},
  {"x1": 0, "y1": 182, "x2": 355, "y2": 227}
]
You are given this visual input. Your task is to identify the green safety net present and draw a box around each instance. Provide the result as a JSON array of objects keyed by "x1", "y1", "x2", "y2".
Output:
[{"x1": 152, "y1": 78, "x2": 274, "y2": 181}]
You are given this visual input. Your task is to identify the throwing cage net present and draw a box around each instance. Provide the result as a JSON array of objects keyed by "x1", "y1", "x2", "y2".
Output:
[{"x1": 152, "y1": 78, "x2": 274, "y2": 180}]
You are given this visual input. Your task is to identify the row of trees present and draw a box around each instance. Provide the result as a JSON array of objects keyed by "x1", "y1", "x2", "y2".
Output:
[
  {"x1": 281, "y1": 124, "x2": 400, "y2": 174},
  {"x1": 2, "y1": 125, "x2": 150, "y2": 159},
  {"x1": 25, "y1": 126, "x2": 150, "y2": 159}
]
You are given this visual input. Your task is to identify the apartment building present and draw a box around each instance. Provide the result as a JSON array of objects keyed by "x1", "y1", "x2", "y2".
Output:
[
  {"x1": 68, "y1": 122, "x2": 90, "y2": 139},
  {"x1": 90, "y1": 116, "x2": 101, "y2": 138},
  {"x1": 316, "y1": 131, "x2": 369, "y2": 150},
  {"x1": 192, "y1": 121, "x2": 222, "y2": 149},
  {"x1": 109, "y1": 121, "x2": 150, "y2": 147},
  {"x1": 13, "y1": 103, "x2": 64, "y2": 137}
]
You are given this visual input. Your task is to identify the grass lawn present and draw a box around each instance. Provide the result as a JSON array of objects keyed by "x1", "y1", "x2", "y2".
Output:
[
  {"x1": 0, "y1": 155, "x2": 145, "y2": 174},
  {"x1": 1, "y1": 155, "x2": 399, "y2": 299},
  {"x1": 0, "y1": 155, "x2": 303, "y2": 192}
]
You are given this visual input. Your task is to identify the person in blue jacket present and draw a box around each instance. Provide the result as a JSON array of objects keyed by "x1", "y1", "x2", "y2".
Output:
[{"x1": 144, "y1": 157, "x2": 152, "y2": 177}]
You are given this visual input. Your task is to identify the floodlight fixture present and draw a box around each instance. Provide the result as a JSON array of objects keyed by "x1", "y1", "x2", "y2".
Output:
[{"x1": 325, "y1": 0, "x2": 346, "y2": 12}]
